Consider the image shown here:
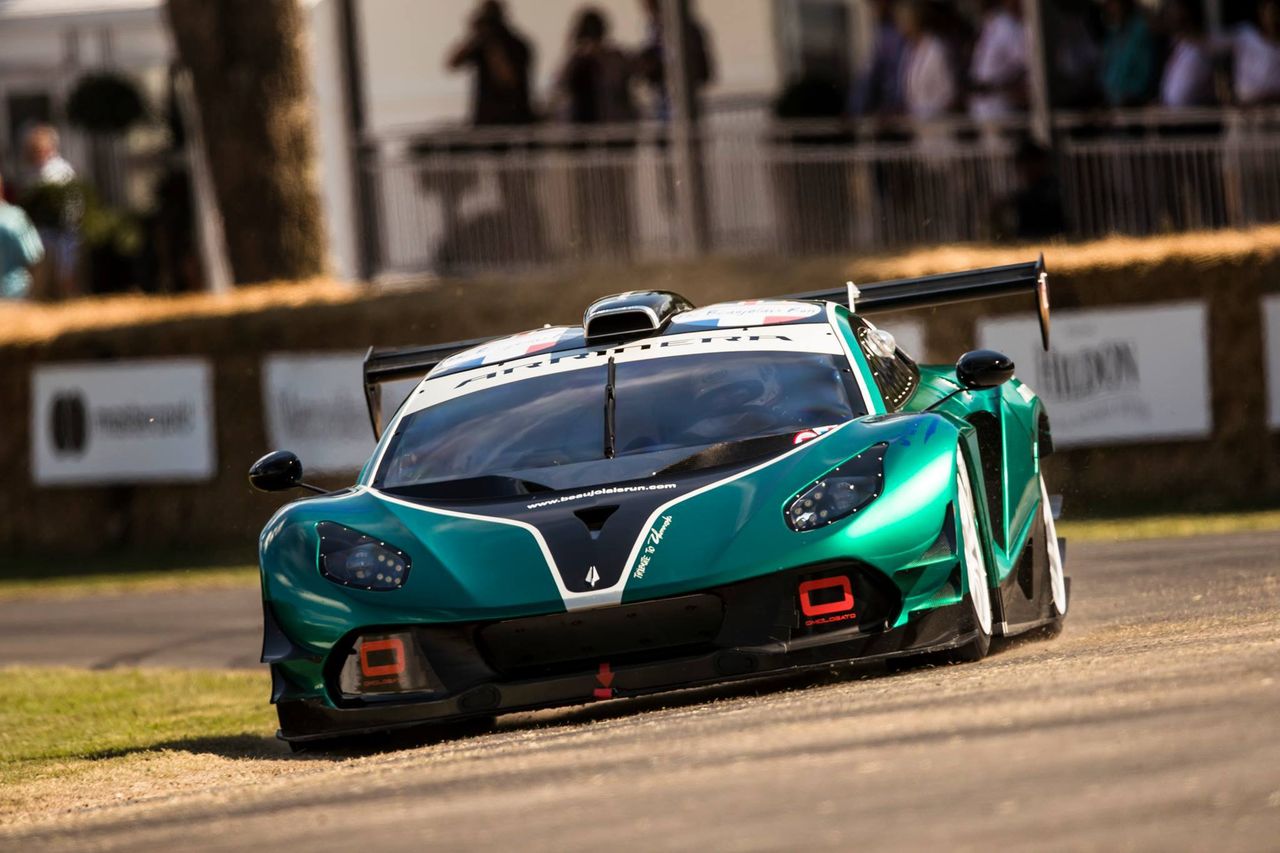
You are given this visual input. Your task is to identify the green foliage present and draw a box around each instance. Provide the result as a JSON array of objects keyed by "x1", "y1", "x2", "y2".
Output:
[
  {"x1": 81, "y1": 202, "x2": 144, "y2": 258},
  {"x1": 66, "y1": 72, "x2": 149, "y2": 136},
  {"x1": 17, "y1": 180, "x2": 85, "y2": 231},
  {"x1": 18, "y1": 179, "x2": 144, "y2": 258}
]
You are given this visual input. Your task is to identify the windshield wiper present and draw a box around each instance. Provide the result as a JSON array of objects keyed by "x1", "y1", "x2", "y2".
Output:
[{"x1": 604, "y1": 356, "x2": 617, "y2": 459}]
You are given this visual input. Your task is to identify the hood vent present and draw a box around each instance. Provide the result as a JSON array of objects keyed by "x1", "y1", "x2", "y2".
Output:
[
  {"x1": 583, "y1": 291, "x2": 694, "y2": 343},
  {"x1": 574, "y1": 505, "x2": 620, "y2": 538}
]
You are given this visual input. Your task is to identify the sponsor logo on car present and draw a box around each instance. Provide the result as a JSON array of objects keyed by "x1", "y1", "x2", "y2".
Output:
[
  {"x1": 798, "y1": 576, "x2": 857, "y2": 627},
  {"x1": 792, "y1": 424, "x2": 838, "y2": 445},
  {"x1": 674, "y1": 301, "x2": 822, "y2": 329},
  {"x1": 436, "y1": 326, "x2": 576, "y2": 374},
  {"x1": 632, "y1": 515, "x2": 673, "y2": 580},
  {"x1": 526, "y1": 482, "x2": 677, "y2": 510}
]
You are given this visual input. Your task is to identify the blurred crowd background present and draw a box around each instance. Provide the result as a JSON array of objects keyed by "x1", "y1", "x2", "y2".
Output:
[{"x1": 0, "y1": 0, "x2": 1278, "y2": 298}]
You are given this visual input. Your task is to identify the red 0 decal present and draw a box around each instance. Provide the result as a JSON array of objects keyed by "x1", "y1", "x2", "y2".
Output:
[
  {"x1": 798, "y1": 576, "x2": 855, "y2": 617},
  {"x1": 360, "y1": 637, "x2": 406, "y2": 677}
]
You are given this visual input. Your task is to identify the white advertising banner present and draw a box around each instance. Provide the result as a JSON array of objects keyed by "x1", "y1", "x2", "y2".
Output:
[
  {"x1": 978, "y1": 303, "x2": 1211, "y2": 447},
  {"x1": 1265, "y1": 295, "x2": 1280, "y2": 430},
  {"x1": 31, "y1": 360, "x2": 216, "y2": 485},
  {"x1": 262, "y1": 353, "x2": 419, "y2": 474},
  {"x1": 262, "y1": 353, "x2": 375, "y2": 474},
  {"x1": 381, "y1": 377, "x2": 422, "y2": 424}
]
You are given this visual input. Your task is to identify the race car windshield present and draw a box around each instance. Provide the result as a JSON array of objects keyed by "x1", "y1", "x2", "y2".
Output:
[{"x1": 377, "y1": 351, "x2": 864, "y2": 490}]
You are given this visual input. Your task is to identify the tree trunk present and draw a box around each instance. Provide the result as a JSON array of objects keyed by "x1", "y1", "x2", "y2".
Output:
[{"x1": 166, "y1": 0, "x2": 327, "y2": 284}]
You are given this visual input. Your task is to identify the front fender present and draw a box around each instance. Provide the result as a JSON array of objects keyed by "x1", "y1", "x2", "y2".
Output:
[{"x1": 620, "y1": 414, "x2": 967, "y2": 605}]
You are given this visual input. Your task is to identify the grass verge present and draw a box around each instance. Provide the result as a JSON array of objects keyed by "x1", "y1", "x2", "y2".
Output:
[
  {"x1": 0, "y1": 667, "x2": 280, "y2": 822},
  {"x1": 1058, "y1": 508, "x2": 1280, "y2": 543},
  {"x1": 0, "y1": 565, "x2": 257, "y2": 600},
  {"x1": 0, "y1": 551, "x2": 257, "y2": 601}
]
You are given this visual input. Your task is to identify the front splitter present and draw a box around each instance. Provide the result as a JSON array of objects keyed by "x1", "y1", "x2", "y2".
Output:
[{"x1": 278, "y1": 602, "x2": 972, "y2": 742}]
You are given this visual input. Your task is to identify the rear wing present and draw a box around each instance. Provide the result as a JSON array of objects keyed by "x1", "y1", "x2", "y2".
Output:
[
  {"x1": 787, "y1": 255, "x2": 1050, "y2": 348},
  {"x1": 361, "y1": 256, "x2": 1050, "y2": 438},
  {"x1": 362, "y1": 338, "x2": 490, "y2": 438}
]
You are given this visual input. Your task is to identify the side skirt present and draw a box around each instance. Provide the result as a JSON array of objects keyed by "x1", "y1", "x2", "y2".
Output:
[{"x1": 992, "y1": 509, "x2": 1067, "y2": 637}]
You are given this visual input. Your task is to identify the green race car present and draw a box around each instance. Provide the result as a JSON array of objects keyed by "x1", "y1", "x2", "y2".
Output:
[{"x1": 250, "y1": 258, "x2": 1068, "y2": 745}]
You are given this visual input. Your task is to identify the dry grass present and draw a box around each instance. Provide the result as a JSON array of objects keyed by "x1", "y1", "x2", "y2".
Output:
[
  {"x1": 0, "y1": 565, "x2": 257, "y2": 601},
  {"x1": 845, "y1": 224, "x2": 1280, "y2": 281},
  {"x1": 4, "y1": 225, "x2": 1280, "y2": 348},
  {"x1": 1060, "y1": 509, "x2": 1280, "y2": 543},
  {"x1": 0, "y1": 277, "x2": 367, "y2": 346}
]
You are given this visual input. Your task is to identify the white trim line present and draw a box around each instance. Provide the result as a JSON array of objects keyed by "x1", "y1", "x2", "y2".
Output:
[
  {"x1": 826, "y1": 302, "x2": 876, "y2": 414},
  {"x1": 613, "y1": 420, "x2": 854, "y2": 603},
  {"x1": 366, "y1": 420, "x2": 852, "y2": 612}
]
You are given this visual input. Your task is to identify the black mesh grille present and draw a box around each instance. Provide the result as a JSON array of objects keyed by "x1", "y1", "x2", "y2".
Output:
[{"x1": 478, "y1": 594, "x2": 724, "y2": 677}]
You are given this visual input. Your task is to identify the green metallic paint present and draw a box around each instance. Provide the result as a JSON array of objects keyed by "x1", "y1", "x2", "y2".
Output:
[
  {"x1": 619, "y1": 416, "x2": 962, "y2": 619},
  {"x1": 259, "y1": 309, "x2": 1051, "y2": 708},
  {"x1": 907, "y1": 364, "x2": 1047, "y2": 590}
]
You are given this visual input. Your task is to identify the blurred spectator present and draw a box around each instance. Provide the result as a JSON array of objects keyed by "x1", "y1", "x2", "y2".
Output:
[
  {"x1": 443, "y1": 1, "x2": 545, "y2": 270},
  {"x1": 22, "y1": 124, "x2": 82, "y2": 300},
  {"x1": 1046, "y1": 0, "x2": 1103, "y2": 110},
  {"x1": 636, "y1": 0, "x2": 715, "y2": 217},
  {"x1": 897, "y1": 0, "x2": 963, "y2": 243},
  {"x1": 556, "y1": 7, "x2": 638, "y2": 259},
  {"x1": 931, "y1": 0, "x2": 979, "y2": 96},
  {"x1": 898, "y1": 0, "x2": 958, "y2": 121},
  {"x1": 851, "y1": 0, "x2": 907, "y2": 117},
  {"x1": 969, "y1": 0, "x2": 1029, "y2": 121},
  {"x1": 772, "y1": 74, "x2": 853, "y2": 255},
  {"x1": 992, "y1": 138, "x2": 1066, "y2": 240},
  {"x1": 447, "y1": 0, "x2": 536, "y2": 126},
  {"x1": 1159, "y1": 0, "x2": 1215, "y2": 108},
  {"x1": 557, "y1": 8, "x2": 638, "y2": 124},
  {"x1": 1099, "y1": 0, "x2": 1158, "y2": 107},
  {"x1": 0, "y1": 173, "x2": 44, "y2": 300},
  {"x1": 636, "y1": 0, "x2": 715, "y2": 119},
  {"x1": 1211, "y1": 0, "x2": 1280, "y2": 105},
  {"x1": 967, "y1": 0, "x2": 1029, "y2": 121}
]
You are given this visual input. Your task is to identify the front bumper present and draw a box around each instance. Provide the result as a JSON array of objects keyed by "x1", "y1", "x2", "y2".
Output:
[
  {"x1": 273, "y1": 560, "x2": 975, "y2": 743},
  {"x1": 277, "y1": 602, "x2": 972, "y2": 742}
]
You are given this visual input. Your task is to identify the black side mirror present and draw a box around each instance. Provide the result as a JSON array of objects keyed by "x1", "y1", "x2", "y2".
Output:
[
  {"x1": 249, "y1": 450, "x2": 322, "y2": 493},
  {"x1": 956, "y1": 350, "x2": 1015, "y2": 390}
]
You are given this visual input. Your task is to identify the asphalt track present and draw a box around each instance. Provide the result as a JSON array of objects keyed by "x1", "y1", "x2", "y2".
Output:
[
  {"x1": 8, "y1": 530, "x2": 1280, "y2": 851},
  {"x1": 0, "y1": 586, "x2": 261, "y2": 670}
]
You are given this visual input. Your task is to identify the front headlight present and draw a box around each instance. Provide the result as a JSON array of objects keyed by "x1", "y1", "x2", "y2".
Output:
[
  {"x1": 785, "y1": 443, "x2": 888, "y2": 531},
  {"x1": 316, "y1": 522, "x2": 411, "y2": 591}
]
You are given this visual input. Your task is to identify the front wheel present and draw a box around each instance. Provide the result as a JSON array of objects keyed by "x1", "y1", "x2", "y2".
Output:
[{"x1": 948, "y1": 451, "x2": 993, "y2": 663}]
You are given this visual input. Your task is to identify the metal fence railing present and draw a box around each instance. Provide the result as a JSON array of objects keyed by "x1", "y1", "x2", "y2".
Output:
[{"x1": 358, "y1": 108, "x2": 1280, "y2": 278}]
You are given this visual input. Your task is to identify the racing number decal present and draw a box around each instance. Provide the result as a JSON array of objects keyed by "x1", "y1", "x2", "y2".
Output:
[
  {"x1": 360, "y1": 637, "x2": 406, "y2": 677},
  {"x1": 798, "y1": 577, "x2": 854, "y2": 617}
]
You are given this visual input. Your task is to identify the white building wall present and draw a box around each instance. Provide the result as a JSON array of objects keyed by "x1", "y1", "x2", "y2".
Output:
[{"x1": 304, "y1": 0, "x2": 359, "y2": 281}]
